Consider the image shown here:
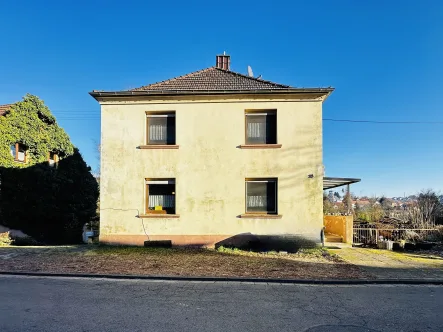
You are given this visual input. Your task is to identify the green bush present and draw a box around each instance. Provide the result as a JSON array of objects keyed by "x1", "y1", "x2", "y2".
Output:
[
  {"x1": 11, "y1": 236, "x2": 41, "y2": 246},
  {"x1": 0, "y1": 232, "x2": 12, "y2": 246},
  {"x1": 0, "y1": 150, "x2": 98, "y2": 244},
  {"x1": 0, "y1": 95, "x2": 98, "y2": 244},
  {"x1": 0, "y1": 94, "x2": 73, "y2": 168},
  {"x1": 436, "y1": 226, "x2": 443, "y2": 242}
]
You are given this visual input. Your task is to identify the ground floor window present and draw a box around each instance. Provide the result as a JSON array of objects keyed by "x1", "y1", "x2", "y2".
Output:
[
  {"x1": 245, "y1": 178, "x2": 277, "y2": 214},
  {"x1": 49, "y1": 152, "x2": 59, "y2": 166},
  {"x1": 146, "y1": 179, "x2": 176, "y2": 214}
]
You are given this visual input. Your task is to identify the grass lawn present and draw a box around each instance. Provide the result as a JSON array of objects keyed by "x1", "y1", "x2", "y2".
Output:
[{"x1": 0, "y1": 245, "x2": 366, "y2": 279}]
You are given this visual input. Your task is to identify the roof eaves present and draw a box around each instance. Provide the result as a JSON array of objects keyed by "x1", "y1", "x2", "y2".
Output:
[
  {"x1": 90, "y1": 87, "x2": 334, "y2": 99},
  {"x1": 323, "y1": 177, "x2": 361, "y2": 190}
]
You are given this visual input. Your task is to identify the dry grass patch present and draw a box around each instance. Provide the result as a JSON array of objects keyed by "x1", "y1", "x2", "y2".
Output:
[{"x1": 0, "y1": 245, "x2": 367, "y2": 280}]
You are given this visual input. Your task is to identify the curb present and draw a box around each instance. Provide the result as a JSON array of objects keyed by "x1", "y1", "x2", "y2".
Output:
[{"x1": 1, "y1": 271, "x2": 443, "y2": 285}]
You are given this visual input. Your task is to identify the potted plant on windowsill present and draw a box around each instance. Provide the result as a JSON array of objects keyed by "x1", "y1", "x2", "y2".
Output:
[{"x1": 149, "y1": 206, "x2": 167, "y2": 214}]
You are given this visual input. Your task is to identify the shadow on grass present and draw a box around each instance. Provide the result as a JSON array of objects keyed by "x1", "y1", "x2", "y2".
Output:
[
  {"x1": 401, "y1": 252, "x2": 443, "y2": 261},
  {"x1": 0, "y1": 150, "x2": 98, "y2": 245},
  {"x1": 214, "y1": 233, "x2": 319, "y2": 254}
]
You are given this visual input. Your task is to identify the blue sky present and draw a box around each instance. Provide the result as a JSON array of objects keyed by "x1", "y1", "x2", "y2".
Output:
[{"x1": 1, "y1": 0, "x2": 442, "y2": 197}]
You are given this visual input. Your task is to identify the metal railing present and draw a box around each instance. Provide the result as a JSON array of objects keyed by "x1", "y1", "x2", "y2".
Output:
[{"x1": 353, "y1": 227, "x2": 439, "y2": 245}]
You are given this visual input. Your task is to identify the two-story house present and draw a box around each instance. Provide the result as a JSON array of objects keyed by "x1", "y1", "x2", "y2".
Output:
[{"x1": 90, "y1": 54, "x2": 334, "y2": 248}]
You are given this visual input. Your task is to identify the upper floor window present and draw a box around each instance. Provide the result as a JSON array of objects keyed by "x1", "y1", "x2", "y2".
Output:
[
  {"x1": 146, "y1": 112, "x2": 176, "y2": 145},
  {"x1": 10, "y1": 143, "x2": 27, "y2": 163},
  {"x1": 245, "y1": 110, "x2": 277, "y2": 145}
]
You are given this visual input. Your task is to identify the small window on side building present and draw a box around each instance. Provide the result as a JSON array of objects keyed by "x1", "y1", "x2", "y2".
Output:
[
  {"x1": 49, "y1": 152, "x2": 58, "y2": 167},
  {"x1": 10, "y1": 143, "x2": 27, "y2": 163}
]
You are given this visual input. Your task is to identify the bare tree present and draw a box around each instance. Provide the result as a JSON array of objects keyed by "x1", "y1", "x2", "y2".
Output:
[
  {"x1": 91, "y1": 140, "x2": 101, "y2": 180},
  {"x1": 355, "y1": 196, "x2": 385, "y2": 222},
  {"x1": 342, "y1": 191, "x2": 352, "y2": 215},
  {"x1": 379, "y1": 196, "x2": 392, "y2": 212},
  {"x1": 323, "y1": 193, "x2": 335, "y2": 215},
  {"x1": 406, "y1": 189, "x2": 442, "y2": 228}
]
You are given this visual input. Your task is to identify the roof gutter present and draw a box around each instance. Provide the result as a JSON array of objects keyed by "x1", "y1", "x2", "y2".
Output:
[{"x1": 89, "y1": 88, "x2": 334, "y2": 100}]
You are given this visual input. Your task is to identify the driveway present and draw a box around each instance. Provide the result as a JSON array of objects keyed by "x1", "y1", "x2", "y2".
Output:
[
  {"x1": 0, "y1": 275, "x2": 442, "y2": 332},
  {"x1": 329, "y1": 247, "x2": 443, "y2": 280}
]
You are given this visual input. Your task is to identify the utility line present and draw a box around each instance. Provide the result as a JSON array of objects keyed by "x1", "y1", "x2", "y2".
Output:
[
  {"x1": 47, "y1": 110, "x2": 443, "y2": 124},
  {"x1": 45, "y1": 111, "x2": 443, "y2": 124},
  {"x1": 323, "y1": 118, "x2": 443, "y2": 124},
  {"x1": 55, "y1": 117, "x2": 443, "y2": 125}
]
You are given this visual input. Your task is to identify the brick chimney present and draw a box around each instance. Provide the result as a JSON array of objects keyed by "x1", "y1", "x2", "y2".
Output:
[{"x1": 216, "y1": 53, "x2": 230, "y2": 70}]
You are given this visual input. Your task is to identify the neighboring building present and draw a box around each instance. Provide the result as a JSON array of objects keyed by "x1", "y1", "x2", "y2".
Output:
[
  {"x1": 0, "y1": 103, "x2": 27, "y2": 162},
  {"x1": 90, "y1": 54, "x2": 334, "y2": 247},
  {"x1": 0, "y1": 95, "x2": 98, "y2": 243},
  {"x1": 352, "y1": 199, "x2": 371, "y2": 209},
  {"x1": 0, "y1": 102, "x2": 64, "y2": 166},
  {"x1": 0, "y1": 104, "x2": 13, "y2": 117},
  {"x1": 333, "y1": 202, "x2": 344, "y2": 210}
]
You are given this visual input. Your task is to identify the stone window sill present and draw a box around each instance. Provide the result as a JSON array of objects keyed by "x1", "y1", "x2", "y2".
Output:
[
  {"x1": 138, "y1": 214, "x2": 180, "y2": 218},
  {"x1": 138, "y1": 145, "x2": 179, "y2": 149},
  {"x1": 239, "y1": 214, "x2": 282, "y2": 219},
  {"x1": 239, "y1": 144, "x2": 282, "y2": 149}
]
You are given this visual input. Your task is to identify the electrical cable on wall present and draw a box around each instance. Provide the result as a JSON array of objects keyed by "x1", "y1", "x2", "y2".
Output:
[{"x1": 100, "y1": 208, "x2": 150, "y2": 241}]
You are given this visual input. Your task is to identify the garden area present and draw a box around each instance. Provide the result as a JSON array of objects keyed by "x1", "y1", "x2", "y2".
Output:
[{"x1": 0, "y1": 244, "x2": 366, "y2": 280}]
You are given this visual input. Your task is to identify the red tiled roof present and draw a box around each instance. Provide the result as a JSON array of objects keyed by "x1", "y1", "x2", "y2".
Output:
[
  {"x1": 0, "y1": 104, "x2": 13, "y2": 116},
  {"x1": 352, "y1": 200, "x2": 370, "y2": 206},
  {"x1": 130, "y1": 67, "x2": 293, "y2": 92}
]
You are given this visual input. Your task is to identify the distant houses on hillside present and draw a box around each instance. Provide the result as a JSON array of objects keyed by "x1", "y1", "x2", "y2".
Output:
[{"x1": 326, "y1": 190, "x2": 422, "y2": 211}]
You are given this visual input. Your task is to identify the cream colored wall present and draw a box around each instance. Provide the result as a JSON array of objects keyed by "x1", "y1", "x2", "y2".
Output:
[{"x1": 99, "y1": 95, "x2": 324, "y2": 244}]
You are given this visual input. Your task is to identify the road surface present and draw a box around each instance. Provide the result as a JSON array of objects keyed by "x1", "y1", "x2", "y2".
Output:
[{"x1": 0, "y1": 275, "x2": 441, "y2": 332}]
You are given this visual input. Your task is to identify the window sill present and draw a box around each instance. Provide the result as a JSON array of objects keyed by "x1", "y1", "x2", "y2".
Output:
[
  {"x1": 138, "y1": 214, "x2": 180, "y2": 218},
  {"x1": 138, "y1": 145, "x2": 179, "y2": 149},
  {"x1": 238, "y1": 144, "x2": 282, "y2": 149},
  {"x1": 239, "y1": 214, "x2": 282, "y2": 219}
]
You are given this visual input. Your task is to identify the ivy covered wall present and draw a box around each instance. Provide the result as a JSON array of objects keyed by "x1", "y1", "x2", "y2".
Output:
[
  {"x1": 0, "y1": 94, "x2": 74, "y2": 167},
  {"x1": 0, "y1": 94, "x2": 98, "y2": 243}
]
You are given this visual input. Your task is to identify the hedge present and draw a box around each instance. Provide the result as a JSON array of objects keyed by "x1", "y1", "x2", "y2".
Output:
[{"x1": 0, "y1": 94, "x2": 98, "y2": 243}]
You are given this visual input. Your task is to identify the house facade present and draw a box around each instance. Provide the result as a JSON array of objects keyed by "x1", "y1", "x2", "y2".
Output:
[{"x1": 91, "y1": 55, "x2": 333, "y2": 247}]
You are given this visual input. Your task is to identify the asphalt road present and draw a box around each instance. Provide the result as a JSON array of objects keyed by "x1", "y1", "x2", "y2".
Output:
[{"x1": 0, "y1": 276, "x2": 441, "y2": 332}]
